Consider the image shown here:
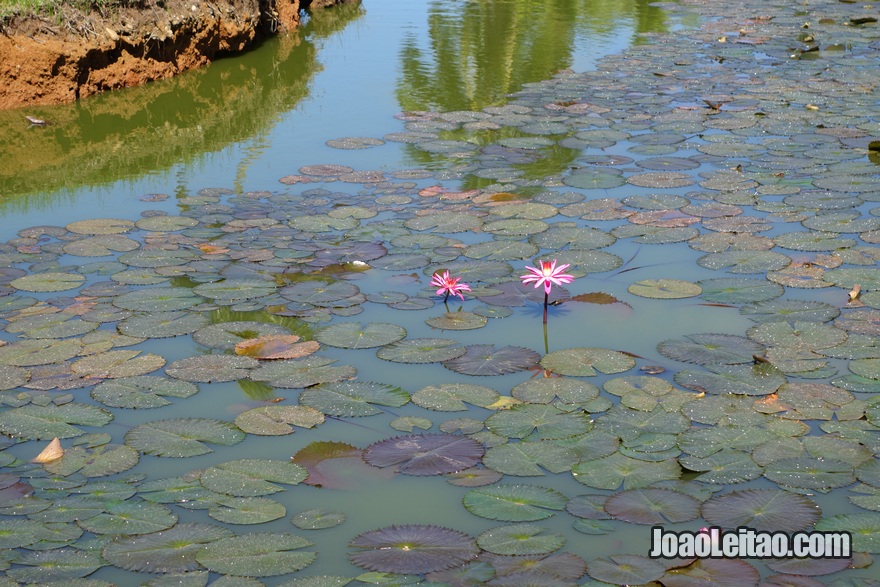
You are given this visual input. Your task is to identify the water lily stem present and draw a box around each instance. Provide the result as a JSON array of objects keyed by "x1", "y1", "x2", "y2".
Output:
[
  {"x1": 543, "y1": 292, "x2": 548, "y2": 324},
  {"x1": 543, "y1": 321, "x2": 549, "y2": 355}
]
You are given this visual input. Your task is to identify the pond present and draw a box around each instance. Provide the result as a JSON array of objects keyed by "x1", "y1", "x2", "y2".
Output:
[{"x1": 0, "y1": 0, "x2": 879, "y2": 585}]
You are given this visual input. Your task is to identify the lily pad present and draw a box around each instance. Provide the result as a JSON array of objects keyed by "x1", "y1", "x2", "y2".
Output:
[
  {"x1": 291, "y1": 508, "x2": 347, "y2": 530},
  {"x1": 481, "y1": 440, "x2": 578, "y2": 476},
  {"x1": 571, "y1": 453, "x2": 680, "y2": 490},
  {"x1": 195, "y1": 533, "x2": 315, "y2": 577},
  {"x1": 315, "y1": 322, "x2": 406, "y2": 349},
  {"x1": 78, "y1": 500, "x2": 177, "y2": 535},
  {"x1": 165, "y1": 355, "x2": 259, "y2": 383},
  {"x1": 363, "y1": 433, "x2": 484, "y2": 475},
  {"x1": 11, "y1": 272, "x2": 85, "y2": 292},
  {"x1": 349, "y1": 525, "x2": 479, "y2": 574},
  {"x1": 200, "y1": 459, "x2": 307, "y2": 497},
  {"x1": 476, "y1": 524, "x2": 564, "y2": 555},
  {"x1": 192, "y1": 321, "x2": 291, "y2": 350},
  {"x1": 91, "y1": 376, "x2": 199, "y2": 410},
  {"x1": 102, "y1": 523, "x2": 233, "y2": 573},
  {"x1": 113, "y1": 287, "x2": 204, "y2": 312},
  {"x1": 425, "y1": 311, "x2": 488, "y2": 331},
  {"x1": 0, "y1": 402, "x2": 113, "y2": 440},
  {"x1": 586, "y1": 554, "x2": 666, "y2": 585},
  {"x1": 701, "y1": 489, "x2": 820, "y2": 532},
  {"x1": 463, "y1": 484, "x2": 567, "y2": 522},
  {"x1": 814, "y1": 513, "x2": 880, "y2": 553},
  {"x1": 234, "y1": 405, "x2": 324, "y2": 436},
  {"x1": 628, "y1": 279, "x2": 701, "y2": 299},
  {"x1": 376, "y1": 338, "x2": 466, "y2": 364},
  {"x1": 442, "y1": 345, "x2": 540, "y2": 376},
  {"x1": 117, "y1": 311, "x2": 209, "y2": 338},
  {"x1": 698, "y1": 278, "x2": 784, "y2": 304},
  {"x1": 662, "y1": 558, "x2": 760, "y2": 587},
  {"x1": 763, "y1": 457, "x2": 855, "y2": 491},
  {"x1": 485, "y1": 404, "x2": 590, "y2": 440},
  {"x1": 250, "y1": 356, "x2": 356, "y2": 389},
  {"x1": 299, "y1": 381, "x2": 410, "y2": 417},
  {"x1": 657, "y1": 333, "x2": 763, "y2": 365},
  {"x1": 411, "y1": 383, "x2": 500, "y2": 411},
  {"x1": 124, "y1": 418, "x2": 245, "y2": 457},
  {"x1": 604, "y1": 488, "x2": 700, "y2": 524},
  {"x1": 540, "y1": 347, "x2": 635, "y2": 376},
  {"x1": 675, "y1": 364, "x2": 786, "y2": 396}
]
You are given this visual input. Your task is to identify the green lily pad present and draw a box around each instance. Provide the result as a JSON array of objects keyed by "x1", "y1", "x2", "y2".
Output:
[
  {"x1": 376, "y1": 338, "x2": 466, "y2": 364},
  {"x1": 135, "y1": 215, "x2": 199, "y2": 231},
  {"x1": 200, "y1": 459, "x2": 307, "y2": 497},
  {"x1": 425, "y1": 311, "x2": 488, "y2": 331},
  {"x1": 6, "y1": 313, "x2": 98, "y2": 339},
  {"x1": 118, "y1": 249, "x2": 197, "y2": 268},
  {"x1": 701, "y1": 489, "x2": 820, "y2": 532},
  {"x1": 405, "y1": 212, "x2": 483, "y2": 233},
  {"x1": 192, "y1": 279, "x2": 278, "y2": 302},
  {"x1": 698, "y1": 278, "x2": 784, "y2": 304},
  {"x1": 10, "y1": 272, "x2": 85, "y2": 292},
  {"x1": 124, "y1": 418, "x2": 245, "y2": 457},
  {"x1": 0, "y1": 339, "x2": 82, "y2": 367},
  {"x1": 628, "y1": 279, "x2": 702, "y2": 299},
  {"x1": 697, "y1": 250, "x2": 791, "y2": 274},
  {"x1": 481, "y1": 441, "x2": 577, "y2": 476},
  {"x1": 411, "y1": 383, "x2": 499, "y2": 411},
  {"x1": 511, "y1": 378, "x2": 600, "y2": 405},
  {"x1": 442, "y1": 345, "x2": 540, "y2": 376},
  {"x1": 7, "y1": 548, "x2": 104, "y2": 582},
  {"x1": 0, "y1": 402, "x2": 113, "y2": 440},
  {"x1": 78, "y1": 500, "x2": 177, "y2": 535},
  {"x1": 675, "y1": 363, "x2": 786, "y2": 396},
  {"x1": 44, "y1": 444, "x2": 139, "y2": 478},
  {"x1": 485, "y1": 404, "x2": 590, "y2": 440},
  {"x1": 234, "y1": 405, "x2": 324, "y2": 436},
  {"x1": 540, "y1": 347, "x2": 635, "y2": 376},
  {"x1": 280, "y1": 281, "x2": 360, "y2": 304},
  {"x1": 571, "y1": 453, "x2": 680, "y2": 490},
  {"x1": 71, "y1": 350, "x2": 165, "y2": 379},
  {"x1": 563, "y1": 169, "x2": 626, "y2": 189},
  {"x1": 658, "y1": 333, "x2": 763, "y2": 365},
  {"x1": 0, "y1": 519, "x2": 52, "y2": 548},
  {"x1": 815, "y1": 513, "x2": 880, "y2": 553},
  {"x1": 195, "y1": 533, "x2": 315, "y2": 577},
  {"x1": 604, "y1": 488, "x2": 700, "y2": 524},
  {"x1": 315, "y1": 322, "x2": 406, "y2": 349},
  {"x1": 291, "y1": 508, "x2": 346, "y2": 530},
  {"x1": 67, "y1": 218, "x2": 135, "y2": 234},
  {"x1": 166, "y1": 355, "x2": 259, "y2": 383},
  {"x1": 349, "y1": 524, "x2": 479, "y2": 574},
  {"x1": 117, "y1": 311, "x2": 209, "y2": 338},
  {"x1": 102, "y1": 522, "x2": 233, "y2": 573},
  {"x1": 740, "y1": 299, "x2": 840, "y2": 323},
  {"x1": 463, "y1": 484, "x2": 567, "y2": 522},
  {"x1": 763, "y1": 457, "x2": 856, "y2": 491},
  {"x1": 678, "y1": 448, "x2": 763, "y2": 484},
  {"x1": 250, "y1": 356, "x2": 356, "y2": 389},
  {"x1": 192, "y1": 321, "x2": 291, "y2": 350},
  {"x1": 299, "y1": 381, "x2": 410, "y2": 417},
  {"x1": 661, "y1": 559, "x2": 760, "y2": 587},
  {"x1": 208, "y1": 496, "x2": 287, "y2": 524},
  {"x1": 586, "y1": 554, "x2": 666, "y2": 585},
  {"x1": 90, "y1": 376, "x2": 199, "y2": 409},
  {"x1": 476, "y1": 524, "x2": 564, "y2": 555},
  {"x1": 113, "y1": 287, "x2": 205, "y2": 312}
]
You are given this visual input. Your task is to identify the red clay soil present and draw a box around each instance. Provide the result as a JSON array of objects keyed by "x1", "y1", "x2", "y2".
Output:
[{"x1": 0, "y1": 0, "x2": 308, "y2": 109}]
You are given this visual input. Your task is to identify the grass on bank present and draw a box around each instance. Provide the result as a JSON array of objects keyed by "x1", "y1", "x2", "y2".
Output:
[{"x1": 0, "y1": 0, "x2": 144, "y2": 28}]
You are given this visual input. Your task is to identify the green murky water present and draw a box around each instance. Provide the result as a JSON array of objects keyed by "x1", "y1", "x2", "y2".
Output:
[{"x1": 0, "y1": 0, "x2": 879, "y2": 585}]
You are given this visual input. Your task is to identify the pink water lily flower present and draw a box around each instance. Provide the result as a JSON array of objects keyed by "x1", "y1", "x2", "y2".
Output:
[
  {"x1": 431, "y1": 270, "x2": 471, "y2": 302},
  {"x1": 520, "y1": 259, "x2": 574, "y2": 294},
  {"x1": 520, "y1": 259, "x2": 575, "y2": 323}
]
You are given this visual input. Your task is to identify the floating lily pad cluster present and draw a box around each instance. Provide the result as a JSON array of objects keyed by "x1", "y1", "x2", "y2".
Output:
[{"x1": 1, "y1": 0, "x2": 880, "y2": 584}]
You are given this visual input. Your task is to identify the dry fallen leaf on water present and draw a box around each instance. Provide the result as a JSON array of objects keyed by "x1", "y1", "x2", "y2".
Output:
[
  {"x1": 32, "y1": 437, "x2": 63, "y2": 463},
  {"x1": 849, "y1": 284, "x2": 861, "y2": 301}
]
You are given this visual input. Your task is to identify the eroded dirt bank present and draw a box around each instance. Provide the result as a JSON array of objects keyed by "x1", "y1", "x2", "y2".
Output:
[{"x1": 0, "y1": 0, "x2": 342, "y2": 109}]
